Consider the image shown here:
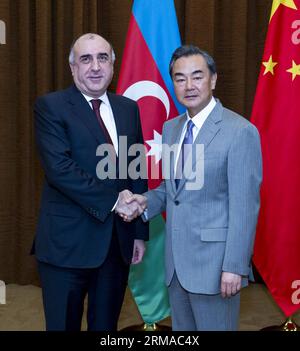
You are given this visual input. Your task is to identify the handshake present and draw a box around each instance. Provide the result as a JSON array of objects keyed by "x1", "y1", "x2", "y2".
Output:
[{"x1": 115, "y1": 190, "x2": 147, "y2": 222}]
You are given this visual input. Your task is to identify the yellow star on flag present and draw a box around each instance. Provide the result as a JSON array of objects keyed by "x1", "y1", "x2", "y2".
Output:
[
  {"x1": 270, "y1": 0, "x2": 297, "y2": 21},
  {"x1": 286, "y1": 60, "x2": 300, "y2": 81},
  {"x1": 262, "y1": 55, "x2": 278, "y2": 75}
]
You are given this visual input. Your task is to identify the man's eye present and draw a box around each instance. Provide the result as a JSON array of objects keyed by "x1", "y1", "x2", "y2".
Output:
[
  {"x1": 176, "y1": 79, "x2": 185, "y2": 83},
  {"x1": 193, "y1": 76, "x2": 202, "y2": 80},
  {"x1": 98, "y1": 55, "x2": 109, "y2": 63},
  {"x1": 81, "y1": 57, "x2": 91, "y2": 63}
]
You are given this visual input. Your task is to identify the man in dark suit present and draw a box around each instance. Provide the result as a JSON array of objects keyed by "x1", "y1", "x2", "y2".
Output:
[{"x1": 33, "y1": 33, "x2": 148, "y2": 331}]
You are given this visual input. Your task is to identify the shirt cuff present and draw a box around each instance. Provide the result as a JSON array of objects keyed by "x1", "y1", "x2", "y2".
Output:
[
  {"x1": 111, "y1": 194, "x2": 119, "y2": 211},
  {"x1": 141, "y1": 208, "x2": 149, "y2": 222}
]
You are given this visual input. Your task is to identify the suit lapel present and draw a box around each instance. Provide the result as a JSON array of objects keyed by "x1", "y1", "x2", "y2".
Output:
[
  {"x1": 169, "y1": 114, "x2": 186, "y2": 195},
  {"x1": 66, "y1": 85, "x2": 110, "y2": 144},
  {"x1": 107, "y1": 92, "x2": 122, "y2": 138},
  {"x1": 176, "y1": 100, "x2": 223, "y2": 193}
]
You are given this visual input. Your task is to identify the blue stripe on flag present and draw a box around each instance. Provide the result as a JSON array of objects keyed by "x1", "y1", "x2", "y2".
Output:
[{"x1": 133, "y1": 0, "x2": 185, "y2": 114}]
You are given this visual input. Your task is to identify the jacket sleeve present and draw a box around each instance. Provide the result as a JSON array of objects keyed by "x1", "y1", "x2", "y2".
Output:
[
  {"x1": 130, "y1": 103, "x2": 149, "y2": 240},
  {"x1": 144, "y1": 180, "x2": 167, "y2": 220},
  {"x1": 34, "y1": 96, "x2": 119, "y2": 223},
  {"x1": 222, "y1": 124, "x2": 262, "y2": 276}
]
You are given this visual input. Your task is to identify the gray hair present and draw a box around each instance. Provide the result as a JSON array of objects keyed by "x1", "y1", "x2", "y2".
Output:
[
  {"x1": 68, "y1": 33, "x2": 116, "y2": 64},
  {"x1": 169, "y1": 45, "x2": 217, "y2": 77}
]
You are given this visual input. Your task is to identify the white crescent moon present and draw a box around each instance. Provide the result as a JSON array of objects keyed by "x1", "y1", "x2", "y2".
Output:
[{"x1": 123, "y1": 80, "x2": 170, "y2": 119}]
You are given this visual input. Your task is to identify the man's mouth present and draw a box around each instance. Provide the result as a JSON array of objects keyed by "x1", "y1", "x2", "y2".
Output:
[
  {"x1": 89, "y1": 76, "x2": 103, "y2": 82},
  {"x1": 185, "y1": 95, "x2": 198, "y2": 99}
]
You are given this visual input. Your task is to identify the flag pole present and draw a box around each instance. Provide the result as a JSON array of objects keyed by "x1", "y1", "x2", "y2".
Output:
[
  {"x1": 261, "y1": 316, "x2": 299, "y2": 331},
  {"x1": 121, "y1": 322, "x2": 171, "y2": 331}
]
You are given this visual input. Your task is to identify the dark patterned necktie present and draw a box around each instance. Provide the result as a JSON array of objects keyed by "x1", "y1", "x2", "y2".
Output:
[
  {"x1": 175, "y1": 120, "x2": 195, "y2": 188},
  {"x1": 90, "y1": 99, "x2": 114, "y2": 146}
]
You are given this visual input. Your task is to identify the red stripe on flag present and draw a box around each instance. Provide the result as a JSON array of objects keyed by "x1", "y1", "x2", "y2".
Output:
[
  {"x1": 117, "y1": 15, "x2": 179, "y2": 190},
  {"x1": 251, "y1": 0, "x2": 300, "y2": 316}
]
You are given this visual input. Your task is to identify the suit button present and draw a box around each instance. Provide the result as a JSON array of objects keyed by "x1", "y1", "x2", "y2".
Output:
[{"x1": 174, "y1": 200, "x2": 179, "y2": 206}]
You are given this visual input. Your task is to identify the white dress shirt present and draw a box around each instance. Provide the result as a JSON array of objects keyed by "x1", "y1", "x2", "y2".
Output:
[
  {"x1": 174, "y1": 97, "x2": 216, "y2": 173},
  {"x1": 82, "y1": 92, "x2": 119, "y2": 156},
  {"x1": 82, "y1": 92, "x2": 119, "y2": 211}
]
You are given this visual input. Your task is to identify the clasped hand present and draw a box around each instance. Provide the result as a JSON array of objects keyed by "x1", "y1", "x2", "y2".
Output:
[{"x1": 115, "y1": 190, "x2": 147, "y2": 222}]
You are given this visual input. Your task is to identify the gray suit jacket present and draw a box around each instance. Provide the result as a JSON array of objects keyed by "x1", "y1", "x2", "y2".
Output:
[{"x1": 145, "y1": 99, "x2": 262, "y2": 294}]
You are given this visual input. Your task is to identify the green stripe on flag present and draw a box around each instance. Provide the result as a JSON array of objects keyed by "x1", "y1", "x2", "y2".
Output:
[{"x1": 129, "y1": 215, "x2": 170, "y2": 324}]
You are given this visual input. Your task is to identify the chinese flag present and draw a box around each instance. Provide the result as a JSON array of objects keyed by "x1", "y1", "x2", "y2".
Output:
[{"x1": 251, "y1": 0, "x2": 300, "y2": 316}]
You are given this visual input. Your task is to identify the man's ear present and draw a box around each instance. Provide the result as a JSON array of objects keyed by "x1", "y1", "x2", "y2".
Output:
[
  {"x1": 211, "y1": 73, "x2": 217, "y2": 90},
  {"x1": 69, "y1": 63, "x2": 74, "y2": 76}
]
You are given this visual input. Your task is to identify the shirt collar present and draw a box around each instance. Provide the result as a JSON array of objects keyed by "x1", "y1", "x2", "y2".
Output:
[
  {"x1": 186, "y1": 97, "x2": 216, "y2": 129},
  {"x1": 81, "y1": 91, "x2": 110, "y2": 107}
]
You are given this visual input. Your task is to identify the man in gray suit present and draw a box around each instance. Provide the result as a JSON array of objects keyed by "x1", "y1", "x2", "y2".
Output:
[{"x1": 125, "y1": 45, "x2": 262, "y2": 331}]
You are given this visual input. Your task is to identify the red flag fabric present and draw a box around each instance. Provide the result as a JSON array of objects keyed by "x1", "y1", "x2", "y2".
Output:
[{"x1": 251, "y1": 0, "x2": 300, "y2": 316}]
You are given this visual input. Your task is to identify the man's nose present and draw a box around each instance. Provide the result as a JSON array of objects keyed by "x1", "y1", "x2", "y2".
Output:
[
  {"x1": 91, "y1": 58, "x2": 101, "y2": 71},
  {"x1": 185, "y1": 77, "x2": 193, "y2": 90}
]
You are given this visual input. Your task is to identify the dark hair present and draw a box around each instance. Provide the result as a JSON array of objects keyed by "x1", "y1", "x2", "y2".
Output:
[{"x1": 169, "y1": 45, "x2": 217, "y2": 77}]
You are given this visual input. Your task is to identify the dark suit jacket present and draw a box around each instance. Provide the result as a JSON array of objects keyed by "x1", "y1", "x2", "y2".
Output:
[{"x1": 33, "y1": 84, "x2": 149, "y2": 268}]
